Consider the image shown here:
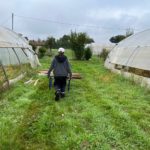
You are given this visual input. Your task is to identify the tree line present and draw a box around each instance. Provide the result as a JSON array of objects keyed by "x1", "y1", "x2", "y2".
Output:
[
  {"x1": 29, "y1": 31, "x2": 94, "y2": 60},
  {"x1": 29, "y1": 29, "x2": 134, "y2": 60}
]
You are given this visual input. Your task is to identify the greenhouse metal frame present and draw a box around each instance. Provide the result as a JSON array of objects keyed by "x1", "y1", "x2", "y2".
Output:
[
  {"x1": 0, "y1": 26, "x2": 40, "y2": 91},
  {"x1": 105, "y1": 29, "x2": 150, "y2": 88}
]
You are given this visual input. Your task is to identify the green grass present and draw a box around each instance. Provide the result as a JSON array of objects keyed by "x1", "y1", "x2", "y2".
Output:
[{"x1": 0, "y1": 50, "x2": 150, "y2": 150}]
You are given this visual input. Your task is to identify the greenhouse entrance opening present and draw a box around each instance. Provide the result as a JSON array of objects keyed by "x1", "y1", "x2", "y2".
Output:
[{"x1": 0, "y1": 26, "x2": 40, "y2": 91}]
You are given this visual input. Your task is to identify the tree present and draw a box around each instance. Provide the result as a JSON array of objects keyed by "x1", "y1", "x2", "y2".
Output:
[
  {"x1": 39, "y1": 47, "x2": 47, "y2": 58},
  {"x1": 56, "y1": 35, "x2": 70, "y2": 49},
  {"x1": 45, "y1": 37, "x2": 56, "y2": 55},
  {"x1": 69, "y1": 31, "x2": 94, "y2": 60},
  {"x1": 126, "y1": 28, "x2": 134, "y2": 37},
  {"x1": 29, "y1": 40, "x2": 37, "y2": 51},
  {"x1": 45, "y1": 37, "x2": 56, "y2": 49},
  {"x1": 109, "y1": 35, "x2": 126, "y2": 44},
  {"x1": 84, "y1": 47, "x2": 92, "y2": 60}
]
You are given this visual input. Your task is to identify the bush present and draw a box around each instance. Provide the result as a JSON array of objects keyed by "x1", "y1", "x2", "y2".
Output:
[
  {"x1": 31, "y1": 44, "x2": 37, "y2": 51},
  {"x1": 39, "y1": 47, "x2": 47, "y2": 58},
  {"x1": 29, "y1": 41, "x2": 37, "y2": 51},
  {"x1": 109, "y1": 35, "x2": 126, "y2": 44},
  {"x1": 69, "y1": 32, "x2": 94, "y2": 60},
  {"x1": 99, "y1": 48, "x2": 109, "y2": 61},
  {"x1": 84, "y1": 47, "x2": 92, "y2": 60}
]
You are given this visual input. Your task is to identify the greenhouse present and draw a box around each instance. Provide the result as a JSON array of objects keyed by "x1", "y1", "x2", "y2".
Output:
[
  {"x1": 86, "y1": 43, "x2": 114, "y2": 55},
  {"x1": 0, "y1": 26, "x2": 40, "y2": 91},
  {"x1": 105, "y1": 29, "x2": 150, "y2": 88}
]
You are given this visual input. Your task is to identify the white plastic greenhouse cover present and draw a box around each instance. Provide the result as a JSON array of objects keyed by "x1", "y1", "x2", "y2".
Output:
[
  {"x1": 86, "y1": 43, "x2": 115, "y2": 55},
  {"x1": 107, "y1": 29, "x2": 150, "y2": 71},
  {"x1": 0, "y1": 26, "x2": 40, "y2": 67}
]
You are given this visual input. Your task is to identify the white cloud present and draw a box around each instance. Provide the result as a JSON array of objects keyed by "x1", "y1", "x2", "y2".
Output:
[
  {"x1": 88, "y1": 8, "x2": 150, "y2": 21},
  {"x1": 1, "y1": 0, "x2": 150, "y2": 43}
]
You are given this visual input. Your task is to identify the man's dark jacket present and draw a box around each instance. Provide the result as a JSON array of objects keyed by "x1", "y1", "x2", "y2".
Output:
[{"x1": 48, "y1": 55, "x2": 72, "y2": 77}]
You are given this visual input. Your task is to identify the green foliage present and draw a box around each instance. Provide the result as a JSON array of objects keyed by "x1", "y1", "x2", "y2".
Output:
[
  {"x1": 38, "y1": 47, "x2": 47, "y2": 58},
  {"x1": 30, "y1": 33, "x2": 94, "y2": 55},
  {"x1": 29, "y1": 42, "x2": 37, "y2": 51},
  {"x1": 45, "y1": 37, "x2": 57, "y2": 56},
  {"x1": 70, "y1": 31, "x2": 94, "y2": 60},
  {"x1": 56, "y1": 35, "x2": 70, "y2": 49},
  {"x1": 109, "y1": 35, "x2": 126, "y2": 43},
  {"x1": 99, "y1": 48, "x2": 109, "y2": 61},
  {"x1": 45, "y1": 37, "x2": 56, "y2": 49},
  {"x1": 84, "y1": 47, "x2": 92, "y2": 60},
  {"x1": 32, "y1": 44, "x2": 37, "y2": 51},
  {"x1": 126, "y1": 28, "x2": 134, "y2": 37}
]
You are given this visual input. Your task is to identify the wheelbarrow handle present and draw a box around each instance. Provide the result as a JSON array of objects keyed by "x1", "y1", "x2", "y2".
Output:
[
  {"x1": 49, "y1": 77, "x2": 53, "y2": 89},
  {"x1": 68, "y1": 79, "x2": 71, "y2": 92}
]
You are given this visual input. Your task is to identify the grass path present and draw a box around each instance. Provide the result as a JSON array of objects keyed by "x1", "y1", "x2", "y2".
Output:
[{"x1": 0, "y1": 54, "x2": 150, "y2": 150}]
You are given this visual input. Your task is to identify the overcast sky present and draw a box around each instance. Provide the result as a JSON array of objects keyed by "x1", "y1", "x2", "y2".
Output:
[{"x1": 1, "y1": 0, "x2": 150, "y2": 43}]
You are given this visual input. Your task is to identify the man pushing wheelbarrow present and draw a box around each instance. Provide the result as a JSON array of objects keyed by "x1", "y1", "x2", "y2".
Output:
[{"x1": 48, "y1": 48, "x2": 72, "y2": 101}]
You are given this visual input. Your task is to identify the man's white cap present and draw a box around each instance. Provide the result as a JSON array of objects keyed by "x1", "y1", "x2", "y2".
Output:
[{"x1": 58, "y1": 47, "x2": 65, "y2": 53}]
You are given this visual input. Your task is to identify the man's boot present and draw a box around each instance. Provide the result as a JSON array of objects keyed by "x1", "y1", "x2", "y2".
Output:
[
  {"x1": 55, "y1": 89, "x2": 61, "y2": 101},
  {"x1": 61, "y1": 92, "x2": 65, "y2": 98}
]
